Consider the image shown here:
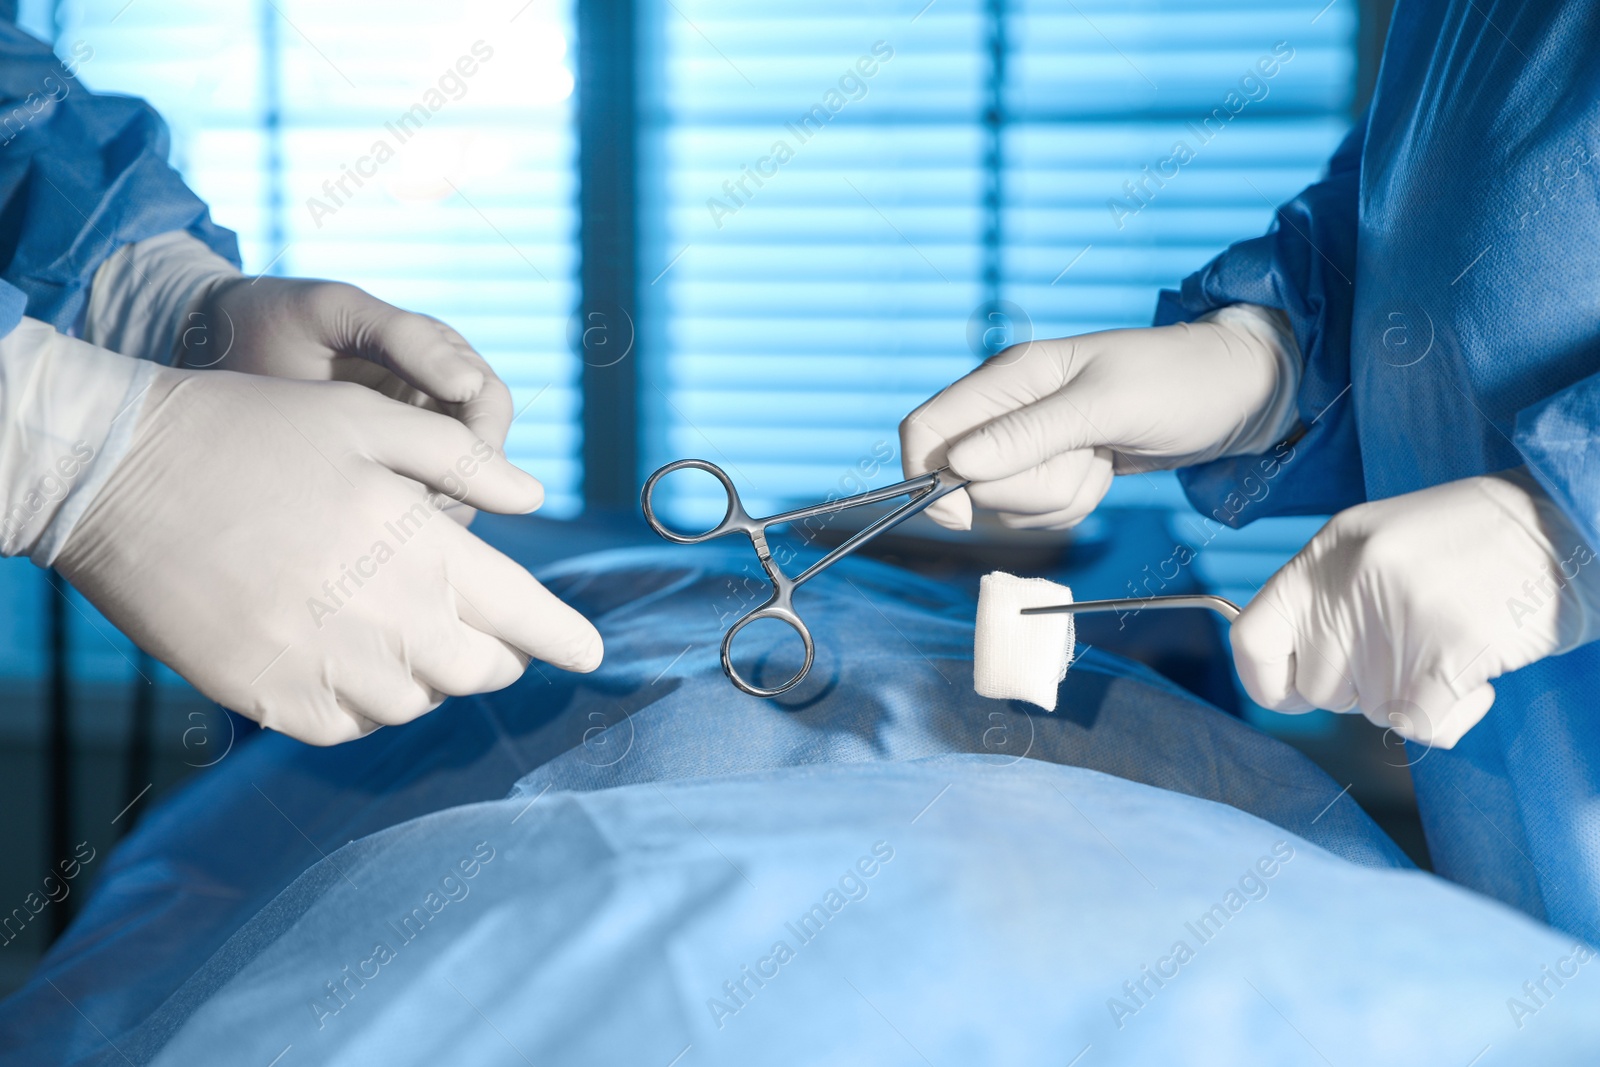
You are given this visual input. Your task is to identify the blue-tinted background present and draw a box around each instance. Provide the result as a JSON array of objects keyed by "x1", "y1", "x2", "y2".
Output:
[{"x1": 0, "y1": 0, "x2": 1409, "y2": 989}]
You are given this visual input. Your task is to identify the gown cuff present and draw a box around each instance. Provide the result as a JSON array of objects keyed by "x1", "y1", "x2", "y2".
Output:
[
  {"x1": 0, "y1": 317, "x2": 153, "y2": 562},
  {"x1": 84, "y1": 231, "x2": 241, "y2": 365},
  {"x1": 1199, "y1": 303, "x2": 1304, "y2": 459}
]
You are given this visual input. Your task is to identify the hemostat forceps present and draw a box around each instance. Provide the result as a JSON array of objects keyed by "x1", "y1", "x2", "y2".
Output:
[{"x1": 641, "y1": 459, "x2": 968, "y2": 697}]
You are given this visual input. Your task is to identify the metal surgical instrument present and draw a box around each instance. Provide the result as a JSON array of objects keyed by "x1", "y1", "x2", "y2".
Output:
[
  {"x1": 1021, "y1": 594, "x2": 1241, "y2": 621},
  {"x1": 641, "y1": 459, "x2": 969, "y2": 697}
]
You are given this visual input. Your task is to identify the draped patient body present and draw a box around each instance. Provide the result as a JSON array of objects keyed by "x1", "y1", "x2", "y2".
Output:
[{"x1": 5, "y1": 545, "x2": 1596, "y2": 1066}]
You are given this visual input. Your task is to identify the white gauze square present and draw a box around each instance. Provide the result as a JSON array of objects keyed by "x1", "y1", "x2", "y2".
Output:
[{"x1": 973, "y1": 571, "x2": 1076, "y2": 711}]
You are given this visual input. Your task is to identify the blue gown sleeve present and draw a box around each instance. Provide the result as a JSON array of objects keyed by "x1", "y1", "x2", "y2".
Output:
[
  {"x1": 0, "y1": 23, "x2": 241, "y2": 335},
  {"x1": 1153, "y1": 115, "x2": 1369, "y2": 527},
  {"x1": 1515, "y1": 378, "x2": 1600, "y2": 551},
  {"x1": 0, "y1": 279, "x2": 24, "y2": 336}
]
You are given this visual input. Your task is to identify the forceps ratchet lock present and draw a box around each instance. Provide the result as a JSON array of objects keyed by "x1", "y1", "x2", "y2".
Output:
[{"x1": 642, "y1": 459, "x2": 968, "y2": 697}]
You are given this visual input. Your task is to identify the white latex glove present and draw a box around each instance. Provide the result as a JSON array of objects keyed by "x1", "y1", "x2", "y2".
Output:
[
  {"x1": 189, "y1": 277, "x2": 514, "y2": 448},
  {"x1": 51, "y1": 363, "x2": 602, "y2": 746},
  {"x1": 900, "y1": 305, "x2": 1301, "y2": 530},
  {"x1": 1232, "y1": 471, "x2": 1600, "y2": 748},
  {"x1": 88, "y1": 233, "x2": 517, "y2": 530},
  {"x1": 87, "y1": 232, "x2": 512, "y2": 446},
  {"x1": 0, "y1": 318, "x2": 145, "y2": 561}
]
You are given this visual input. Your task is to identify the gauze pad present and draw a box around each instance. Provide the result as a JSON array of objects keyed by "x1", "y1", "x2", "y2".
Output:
[{"x1": 973, "y1": 571, "x2": 1076, "y2": 711}]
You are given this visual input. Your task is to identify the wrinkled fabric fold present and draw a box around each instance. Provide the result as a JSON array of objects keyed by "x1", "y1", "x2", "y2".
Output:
[
  {"x1": 0, "y1": 540, "x2": 1414, "y2": 1065},
  {"x1": 138, "y1": 757, "x2": 1600, "y2": 1066}
]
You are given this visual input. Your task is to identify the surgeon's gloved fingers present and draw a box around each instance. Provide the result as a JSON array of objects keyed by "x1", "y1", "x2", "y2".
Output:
[
  {"x1": 926, "y1": 492, "x2": 973, "y2": 531},
  {"x1": 442, "y1": 524, "x2": 603, "y2": 673},
  {"x1": 412, "y1": 625, "x2": 529, "y2": 698},
  {"x1": 899, "y1": 396, "x2": 972, "y2": 530},
  {"x1": 1375, "y1": 681, "x2": 1496, "y2": 749},
  {"x1": 945, "y1": 374, "x2": 1123, "y2": 485},
  {"x1": 1230, "y1": 592, "x2": 1317, "y2": 714},
  {"x1": 1432, "y1": 683, "x2": 1498, "y2": 748},
  {"x1": 897, "y1": 394, "x2": 946, "y2": 480},
  {"x1": 247, "y1": 626, "x2": 442, "y2": 740},
  {"x1": 413, "y1": 317, "x2": 516, "y2": 449},
  {"x1": 336, "y1": 673, "x2": 447, "y2": 729},
  {"x1": 297, "y1": 708, "x2": 378, "y2": 746},
  {"x1": 992, "y1": 452, "x2": 1116, "y2": 530},
  {"x1": 304, "y1": 282, "x2": 491, "y2": 405},
  {"x1": 965, "y1": 448, "x2": 1104, "y2": 515},
  {"x1": 357, "y1": 394, "x2": 544, "y2": 515},
  {"x1": 899, "y1": 342, "x2": 1080, "y2": 530},
  {"x1": 995, "y1": 508, "x2": 1086, "y2": 531},
  {"x1": 256, "y1": 683, "x2": 379, "y2": 747},
  {"x1": 1286, "y1": 637, "x2": 1360, "y2": 713},
  {"x1": 899, "y1": 338, "x2": 1078, "y2": 468},
  {"x1": 449, "y1": 368, "x2": 515, "y2": 451}
]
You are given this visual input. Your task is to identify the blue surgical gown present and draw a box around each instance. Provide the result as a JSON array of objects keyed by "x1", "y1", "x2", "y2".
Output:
[
  {"x1": 0, "y1": 21, "x2": 239, "y2": 336},
  {"x1": 1160, "y1": 0, "x2": 1600, "y2": 942}
]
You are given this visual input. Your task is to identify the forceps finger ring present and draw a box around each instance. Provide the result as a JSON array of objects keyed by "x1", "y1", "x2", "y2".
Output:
[{"x1": 641, "y1": 458, "x2": 968, "y2": 697}]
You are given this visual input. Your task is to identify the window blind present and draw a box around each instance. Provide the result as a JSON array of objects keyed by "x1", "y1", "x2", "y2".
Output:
[
  {"x1": 641, "y1": 0, "x2": 1355, "y2": 607},
  {"x1": 55, "y1": 0, "x2": 584, "y2": 515}
]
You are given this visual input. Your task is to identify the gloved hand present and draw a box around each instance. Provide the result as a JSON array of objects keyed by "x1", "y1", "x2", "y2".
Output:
[
  {"x1": 899, "y1": 305, "x2": 1301, "y2": 530},
  {"x1": 52, "y1": 363, "x2": 602, "y2": 746},
  {"x1": 87, "y1": 231, "x2": 513, "y2": 446},
  {"x1": 87, "y1": 232, "x2": 516, "y2": 528},
  {"x1": 1232, "y1": 471, "x2": 1600, "y2": 748},
  {"x1": 185, "y1": 277, "x2": 514, "y2": 449}
]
